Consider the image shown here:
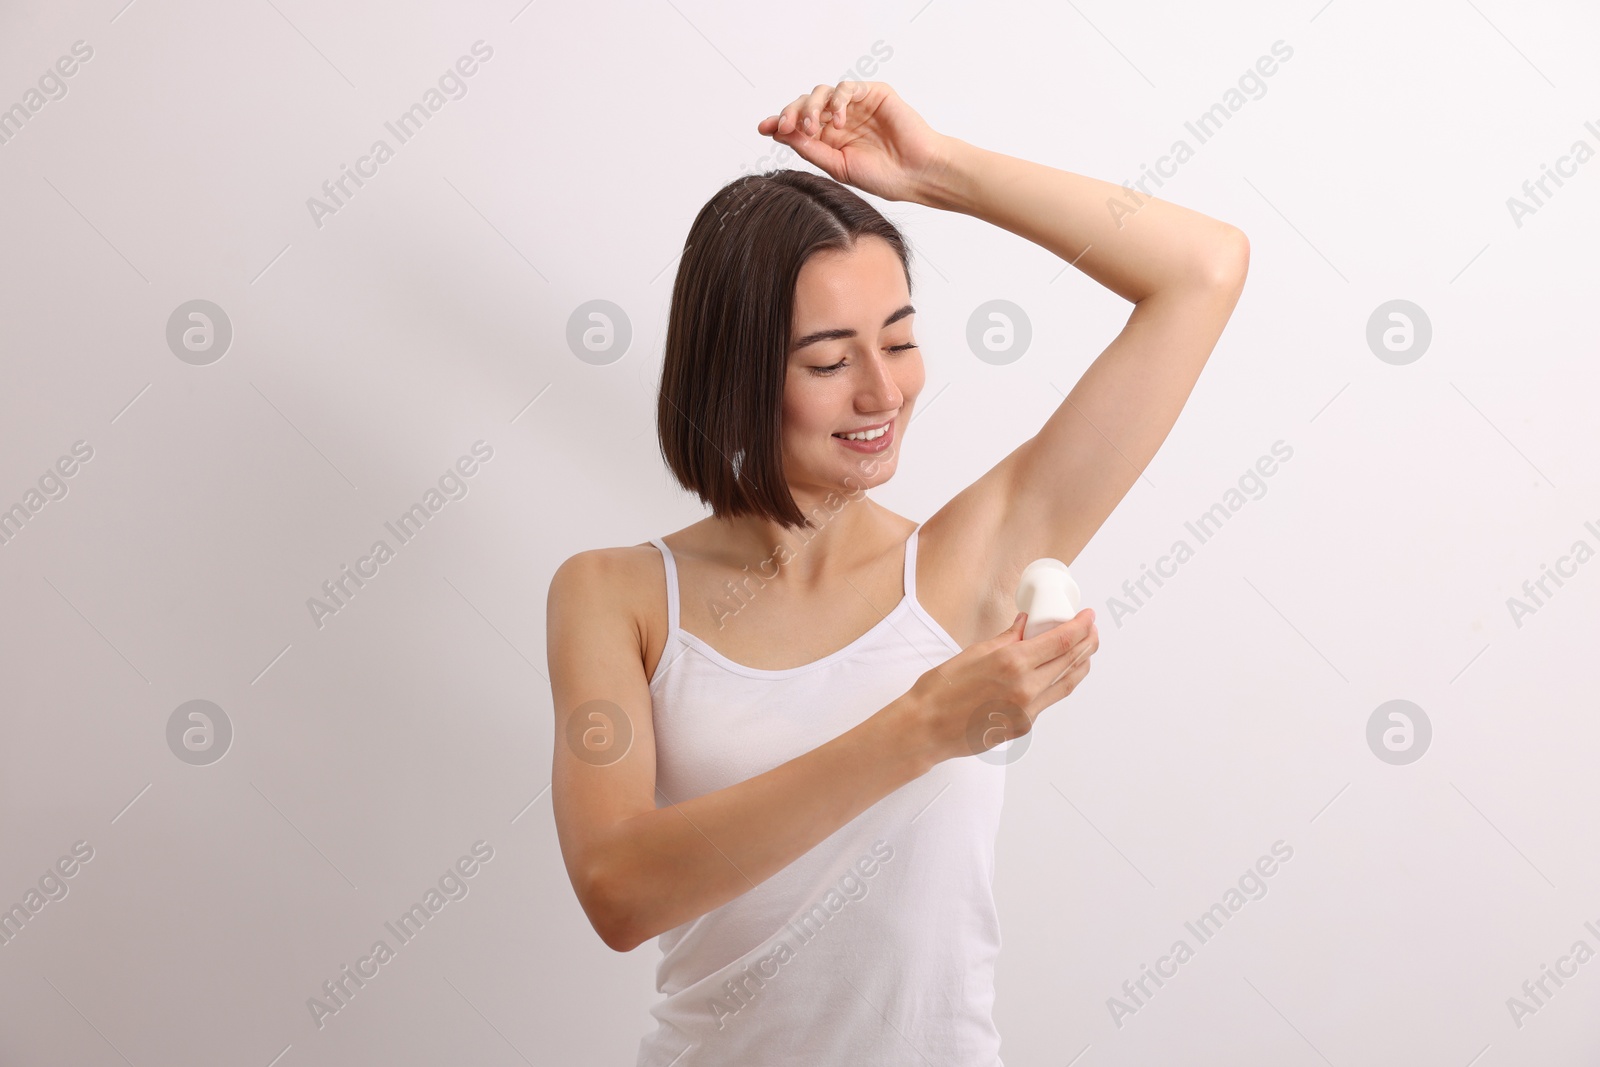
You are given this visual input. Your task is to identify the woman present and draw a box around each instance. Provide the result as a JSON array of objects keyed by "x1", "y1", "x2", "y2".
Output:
[{"x1": 546, "y1": 80, "x2": 1248, "y2": 1065}]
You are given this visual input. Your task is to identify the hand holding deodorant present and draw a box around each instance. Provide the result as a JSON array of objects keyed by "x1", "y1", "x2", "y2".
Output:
[{"x1": 1014, "y1": 558, "x2": 1083, "y2": 640}]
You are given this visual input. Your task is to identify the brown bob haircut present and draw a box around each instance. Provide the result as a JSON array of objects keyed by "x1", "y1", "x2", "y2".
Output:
[{"x1": 656, "y1": 169, "x2": 913, "y2": 531}]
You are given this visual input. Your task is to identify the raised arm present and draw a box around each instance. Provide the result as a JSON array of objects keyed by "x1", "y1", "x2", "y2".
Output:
[
  {"x1": 918, "y1": 134, "x2": 1249, "y2": 573},
  {"x1": 760, "y1": 80, "x2": 1249, "y2": 585}
]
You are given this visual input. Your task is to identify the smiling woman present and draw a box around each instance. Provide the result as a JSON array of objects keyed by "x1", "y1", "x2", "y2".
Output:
[
  {"x1": 546, "y1": 78, "x2": 1244, "y2": 1067},
  {"x1": 656, "y1": 168, "x2": 919, "y2": 528}
]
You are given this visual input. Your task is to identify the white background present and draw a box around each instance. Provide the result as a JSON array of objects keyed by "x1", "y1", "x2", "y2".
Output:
[{"x1": 1, "y1": 0, "x2": 1596, "y2": 1064}]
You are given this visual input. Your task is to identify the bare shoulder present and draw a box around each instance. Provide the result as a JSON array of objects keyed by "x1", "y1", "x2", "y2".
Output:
[
  {"x1": 546, "y1": 542, "x2": 666, "y2": 677},
  {"x1": 550, "y1": 542, "x2": 658, "y2": 588}
]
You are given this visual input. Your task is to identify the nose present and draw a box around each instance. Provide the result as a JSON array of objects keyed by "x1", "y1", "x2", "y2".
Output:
[{"x1": 858, "y1": 349, "x2": 904, "y2": 413}]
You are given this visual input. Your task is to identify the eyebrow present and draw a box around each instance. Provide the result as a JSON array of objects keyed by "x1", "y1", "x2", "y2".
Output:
[{"x1": 791, "y1": 304, "x2": 916, "y2": 352}]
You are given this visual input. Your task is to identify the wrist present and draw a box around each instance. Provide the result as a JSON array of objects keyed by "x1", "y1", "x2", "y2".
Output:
[
  {"x1": 873, "y1": 692, "x2": 941, "y2": 779},
  {"x1": 912, "y1": 134, "x2": 981, "y2": 213}
]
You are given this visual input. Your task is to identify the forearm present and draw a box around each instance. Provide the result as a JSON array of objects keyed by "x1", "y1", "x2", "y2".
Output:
[
  {"x1": 917, "y1": 135, "x2": 1244, "y2": 303},
  {"x1": 590, "y1": 696, "x2": 934, "y2": 951}
]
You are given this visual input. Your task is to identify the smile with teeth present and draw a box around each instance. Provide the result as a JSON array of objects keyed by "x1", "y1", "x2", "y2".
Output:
[{"x1": 835, "y1": 424, "x2": 890, "y2": 441}]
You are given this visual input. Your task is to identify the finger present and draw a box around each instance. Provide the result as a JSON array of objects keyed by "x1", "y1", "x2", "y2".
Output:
[
  {"x1": 1028, "y1": 638, "x2": 1091, "y2": 694},
  {"x1": 1028, "y1": 656, "x2": 1091, "y2": 716},
  {"x1": 949, "y1": 613, "x2": 1027, "y2": 674},
  {"x1": 822, "y1": 80, "x2": 860, "y2": 129},
  {"x1": 766, "y1": 81, "x2": 867, "y2": 139},
  {"x1": 1016, "y1": 609, "x2": 1096, "y2": 668},
  {"x1": 771, "y1": 119, "x2": 847, "y2": 178},
  {"x1": 978, "y1": 611, "x2": 1029, "y2": 650},
  {"x1": 960, "y1": 614, "x2": 1024, "y2": 655},
  {"x1": 770, "y1": 94, "x2": 812, "y2": 138},
  {"x1": 799, "y1": 83, "x2": 836, "y2": 136}
]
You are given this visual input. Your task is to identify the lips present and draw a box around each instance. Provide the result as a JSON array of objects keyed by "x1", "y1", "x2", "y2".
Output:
[
  {"x1": 832, "y1": 418, "x2": 895, "y2": 453},
  {"x1": 832, "y1": 418, "x2": 894, "y2": 437}
]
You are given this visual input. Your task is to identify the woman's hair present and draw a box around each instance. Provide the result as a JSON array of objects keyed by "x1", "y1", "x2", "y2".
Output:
[{"x1": 657, "y1": 169, "x2": 912, "y2": 530}]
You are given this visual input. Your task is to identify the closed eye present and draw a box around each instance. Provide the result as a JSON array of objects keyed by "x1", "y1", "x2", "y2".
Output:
[{"x1": 810, "y1": 342, "x2": 918, "y2": 376}]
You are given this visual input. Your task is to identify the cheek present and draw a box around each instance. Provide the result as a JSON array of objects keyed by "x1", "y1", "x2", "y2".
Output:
[
  {"x1": 782, "y1": 377, "x2": 839, "y2": 435},
  {"x1": 900, "y1": 356, "x2": 926, "y2": 401},
  {"x1": 780, "y1": 392, "x2": 807, "y2": 435}
]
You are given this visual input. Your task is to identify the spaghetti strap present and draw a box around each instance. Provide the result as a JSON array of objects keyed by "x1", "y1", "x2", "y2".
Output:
[
  {"x1": 903, "y1": 523, "x2": 921, "y2": 601},
  {"x1": 648, "y1": 537, "x2": 681, "y2": 636}
]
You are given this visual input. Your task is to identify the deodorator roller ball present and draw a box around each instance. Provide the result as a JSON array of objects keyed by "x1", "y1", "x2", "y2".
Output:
[{"x1": 1014, "y1": 558, "x2": 1082, "y2": 640}]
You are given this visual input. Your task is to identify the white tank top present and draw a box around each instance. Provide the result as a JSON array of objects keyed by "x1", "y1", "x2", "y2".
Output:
[{"x1": 636, "y1": 523, "x2": 1007, "y2": 1067}]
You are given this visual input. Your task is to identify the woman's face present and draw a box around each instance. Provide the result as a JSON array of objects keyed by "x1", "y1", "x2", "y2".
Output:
[{"x1": 782, "y1": 236, "x2": 924, "y2": 497}]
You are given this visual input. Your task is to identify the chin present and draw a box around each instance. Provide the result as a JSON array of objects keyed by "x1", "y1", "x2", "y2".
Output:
[{"x1": 841, "y1": 451, "x2": 896, "y2": 491}]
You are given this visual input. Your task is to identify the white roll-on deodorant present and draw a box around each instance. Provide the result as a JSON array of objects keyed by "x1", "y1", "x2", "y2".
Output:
[{"x1": 1014, "y1": 558, "x2": 1083, "y2": 640}]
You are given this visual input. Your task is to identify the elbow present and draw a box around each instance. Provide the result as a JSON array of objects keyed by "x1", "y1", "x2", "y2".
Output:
[
  {"x1": 1203, "y1": 226, "x2": 1250, "y2": 289},
  {"x1": 598, "y1": 917, "x2": 645, "y2": 955},
  {"x1": 580, "y1": 861, "x2": 647, "y2": 953},
  {"x1": 598, "y1": 921, "x2": 642, "y2": 955}
]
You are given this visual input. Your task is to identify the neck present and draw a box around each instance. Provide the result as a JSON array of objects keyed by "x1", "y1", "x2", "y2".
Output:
[{"x1": 703, "y1": 494, "x2": 897, "y2": 586}]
